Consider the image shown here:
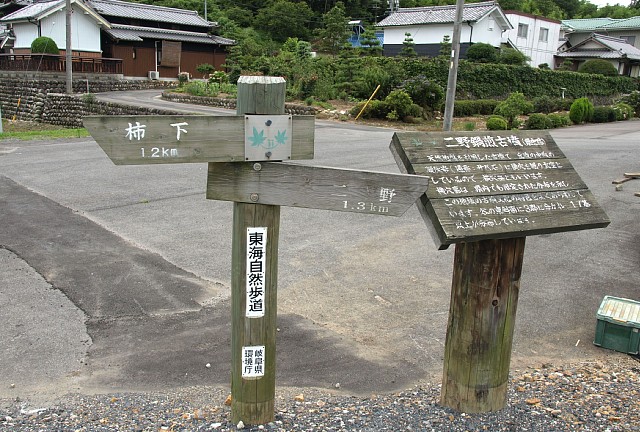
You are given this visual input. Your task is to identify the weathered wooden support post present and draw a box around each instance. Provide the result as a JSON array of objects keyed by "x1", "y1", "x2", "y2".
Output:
[
  {"x1": 229, "y1": 76, "x2": 286, "y2": 425},
  {"x1": 441, "y1": 237, "x2": 525, "y2": 412},
  {"x1": 390, "y1": 130, "x2": 610, "y2": 413}
]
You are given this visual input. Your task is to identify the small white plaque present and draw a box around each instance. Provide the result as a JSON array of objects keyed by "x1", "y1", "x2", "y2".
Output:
[
  {"x1": 242, "y1": 345, "x2": 266, "y2": 378},
  {"x1": 244, "y1": 115, "x2": 292, "y2": 161}
]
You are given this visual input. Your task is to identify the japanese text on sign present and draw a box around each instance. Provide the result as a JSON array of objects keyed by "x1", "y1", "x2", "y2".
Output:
[
  {"x1": 246, "y1": 227, "x2": 267, "y2": 318},
  {"x1": 242, "y1": 345, "x2": 265, "y2": 378}
]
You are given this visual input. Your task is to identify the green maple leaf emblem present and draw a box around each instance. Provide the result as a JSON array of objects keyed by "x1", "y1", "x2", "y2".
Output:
[
  {"x1": 411, "y1": 138, "x2": 423, "y2": 147},
  {"x1": 274, "y1": 129, "x2": 288, "y2": 146},
  {"x1": 249, "y1": 127, "x2": 266, "y2": 147}
]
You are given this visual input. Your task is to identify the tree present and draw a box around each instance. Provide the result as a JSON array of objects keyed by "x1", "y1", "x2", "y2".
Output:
[
  {"x1": 31, "y1": 36, "x2": 59, "y2": 54},
  {"x1": 314, "y1": 2, "x2": 350, "y2": 55},
  {"x1": 399, "y1": 33, "x2": 417, "y2": 57},
  {"x1": 359, "y1": 27, "x2": 383, "y2": 56},
  {"x1": 466, "y1": 43, "x2": 498, "y2": 63},
  {"x1": 439, "y1": 34, "x2": 451, "y2": 58},
  {"x1": 494, "y1": 92, "x2": 533, "y2": 129},
  {"x1": 578, "y1": 59, "x2": 618, "y2": 76},
  {"x1": 254, "y1": 0, "x2": 314, "y2": 42},
  {"x1": 498, "y1": 48, "x2": 530, "y2": 66}
]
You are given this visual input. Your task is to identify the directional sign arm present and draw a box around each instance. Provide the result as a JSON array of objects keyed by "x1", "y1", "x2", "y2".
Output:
[
  {"x1": 206, "y1": 162, "x2": 430, "y2": 217},
  {"x1": 83, "y1": 115, "x2": 315, "y2": 165}
]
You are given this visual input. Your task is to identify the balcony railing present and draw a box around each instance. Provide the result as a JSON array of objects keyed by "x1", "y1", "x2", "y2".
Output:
[{"x1": 0, "y1": 54, "x2": 123, "y2": 74}]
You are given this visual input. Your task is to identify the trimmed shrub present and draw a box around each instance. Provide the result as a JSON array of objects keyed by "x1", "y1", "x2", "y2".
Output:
[
  {"x1": 498, "y1": 48, "x2": 529, "y2": 66},
  {"x1": 31, "y1": 36, "x2": 59, "y2": 54},
  {"x1": 532, "y1": 97, "x2": 572, "y2": 114},
  {"x1": 350, "y1": 99, "x2": 390, "y2": 119},
  {"x1": 578, "y1": 59, "x2": 618, "y2": 77},
  {"x1": 591, "y1": 106, "x2": 616, "y2": 123},
  {"x1": 618, "y1": 91, "x2": 640, "y2": 117},
  {"x1": 494, "y1": 92, "x2": 533, "y2": 128},
  {"x1": 399, "y1": 75, "x2": 445, "y2": 112},
  {"x1": 384, "y1": 89, "x2": 414, "y2": 119},
  {"x1": 547, "y1": 113, "x2": 571, "y2": 128},
  {"x1": 569, "y1": 97, "x2": 594, "y2": 124},
  {"x1": 486, "y1": 116, "x2": 508, "y2": 130},
  {"x1": 612, "y1": 102, "x2": 634, "y2": 120},
  {"x1": 466, "y1": 43, "x2": 498, "y2": 63},
  {"x1": 525, "y1": 113, "x2": 553, "y2": 129},
  {"x1": 453, "y1": 99, "x2": 499, "y2": 116}
]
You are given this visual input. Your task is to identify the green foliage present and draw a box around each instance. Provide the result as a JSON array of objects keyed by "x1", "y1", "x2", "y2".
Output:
[
  {"x1": 384, "y1": 89, "x2": 416, "y2": 119},
  {"x1": 498, "y1": 48, "x2": 529, "y2": 66},
  {"x1": 538, "y1": 63, "x2": 550, "y2": 70},
  {"x1": 196, "y1": 63, "x2": 215, "y2": 78},
  {"x1": 254, "y1": 0, "x2": 313, "y2": 42},
  {"x1": 453, "y1": 99, "x2": 500, "y2": 117},
  {"x1": 350, "y1": 99, "x2": 390, "y2": 119},
  {"x1": 314, "y1": 2, "x2": 350, "y2": 55},
  {"x1": 532, "y1": 96, "x2": 572, "y2": 113},
  {"x1": 612, "y1": 102, "x2": 634, "y2": 120},
  {"x1": 463, "y1": 122, "x2": 476, "y2": 131},
  {"x1": 399, "y1": 76, "x2": 444, "y2": 113},
  {"x1": 359, "y1": 27, "x2": 383, "y2": 57},
  {"x1": 486, "y1": 116, "x2": 508, "y2": 130},
  {"x1": 525, "y1": 113, "x2": 553, "y2": 129},
  {"x1": 209, "y1": 70, "x2": 229, "y2": 86},
  {"x1": 569, "y1": 97, "x2": 594, "y2": 124},
  {"x1": 400, "y1": 33, "x2": 417, "y2": 57},
  {"x1": 618, "y1": 91, "x2": 640, "y2": 117},
  {"x1": 591, "y1": 106, "x2": 617, "y2": 123},
  {"x1": 578, "y1": 59, "x2": 618, "y2": 76},
  {"x1": 494, "y1": 92, "x2": 533, "y2": 128},
  {"x1": 439, "y1": 35, "x2": 452, "y2": 58},
  {"x1": 31, "y1": 36, "x2": 59, "y2": 54},
  {"x1": 547, "y1": 113, "x2": 571, "y2": 128},
  {"x1": 466, "y1": 43, "x2": 497, "y2": 63},
  {"x1": 177, "y1": 72, "x2": 190, "y2": 85}
]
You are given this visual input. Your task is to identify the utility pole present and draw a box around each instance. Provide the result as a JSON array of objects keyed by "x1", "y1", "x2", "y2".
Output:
[
  {"x1": 442, "y1": 0, "x2": 464, "y2": 132},
  {"x1": 66, "y1": 0, "x2": 72, "y2": 94},
  {"x1": 204, "y1": 0, "x2": 207, "y2": 21}
]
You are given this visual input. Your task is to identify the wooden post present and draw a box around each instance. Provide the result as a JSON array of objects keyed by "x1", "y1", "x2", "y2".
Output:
[
  {"x1": 229, "y1": 76, "x2": 285, "y2": 425},
  {"x1": 441, "y1": 237, "x2": 526, "y2": 413}
]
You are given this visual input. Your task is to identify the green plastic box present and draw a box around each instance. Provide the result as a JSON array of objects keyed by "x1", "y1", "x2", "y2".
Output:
[{"x1": 594, "y1": 296, "x2": 640, "y2": 355}]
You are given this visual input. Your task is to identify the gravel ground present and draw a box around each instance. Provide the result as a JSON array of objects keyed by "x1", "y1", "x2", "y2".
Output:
[{"x1": 1, "y1": 355, "x2": 638, "y2": 431}]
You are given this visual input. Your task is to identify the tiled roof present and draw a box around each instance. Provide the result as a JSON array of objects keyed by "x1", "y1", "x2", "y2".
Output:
[
  {"x1": 376, "y1": 1, "x2": 501, "y2": 27},
  {"x1": 557, "y1": 34, "x2": 640, "y2": 61},
  {"x1": 105, "y1": 24, "x2": 234, "y2": 45},
  {"x1": 596, "y1": 16, "x2": 640, "y2": 30},
  {"x1": 88, "y1": 0, "x2": 210, "y2": 28},
  {"x1": 0, "y1": 0, "x2": 61, "y2": 21}
]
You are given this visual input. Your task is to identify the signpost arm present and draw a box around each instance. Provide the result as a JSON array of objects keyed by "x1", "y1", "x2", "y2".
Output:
[
  {"x1": 228, "y1": 76, "x2": 285, "y2": 425},
  {"x1": 441, "y1": 237, "x2": 525, "y2": 412}
]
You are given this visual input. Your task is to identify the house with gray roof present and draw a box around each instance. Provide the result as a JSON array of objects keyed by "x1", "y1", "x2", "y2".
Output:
[
  {"x1": 555, "y1": 33, "x2": 640, "y2": 77},
  {"x1": 561, "y1": 17, "x2": 640, "y2": 49},
  {"x1": 375, "y1": 1, "x2": 512, "y2": 58},
  {"x1": 0, "y1": 0, "x2": 234, "y2": 79}
]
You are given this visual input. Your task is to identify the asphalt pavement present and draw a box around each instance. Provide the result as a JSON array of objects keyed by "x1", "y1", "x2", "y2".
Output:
[{"x1": 0, "y1": 91, "x2": 638, "y2": 406}]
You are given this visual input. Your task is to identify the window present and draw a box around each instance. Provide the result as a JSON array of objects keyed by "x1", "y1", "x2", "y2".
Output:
[
  {"x1": 518, "y1": 23, "x2": 528, "y2": 38},
  {"x1": 620, "y1": 35, "x2": 636, "y2": 45},
  {"x1": 539, "y1": 28, "x2": 549, "y2": 43}
]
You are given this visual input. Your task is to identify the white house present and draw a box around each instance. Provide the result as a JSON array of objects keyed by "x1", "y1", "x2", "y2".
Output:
[
  {"x1": 375, "y1": 1, "x2": 512, "y2": 57},
  {"x1": 1, "y1": 0, "x2": 110, "y2": 55},
  {"x1": 502, "y1": 11, "x2": 561, "y2": 68}
]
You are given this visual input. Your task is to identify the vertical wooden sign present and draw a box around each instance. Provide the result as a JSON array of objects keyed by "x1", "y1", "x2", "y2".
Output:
[{"x1": 229, "y1": 76, "x2": 285, "y2": 425}]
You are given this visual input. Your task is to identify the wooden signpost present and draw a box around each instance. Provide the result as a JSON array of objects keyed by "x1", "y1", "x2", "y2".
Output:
[
  {"x1": 391, "y1": 130, "x2": 609, "y2": 413},
  {"x1": 85, "y1": 76, "x2": 429, "y2": 425}
]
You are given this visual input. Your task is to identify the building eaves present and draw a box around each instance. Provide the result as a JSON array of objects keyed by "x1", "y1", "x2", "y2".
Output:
[
  {"x1": 376, "y1": 1, "x2": 501, "y2": 27},
  {"x1": 104, "y1": 24, "x2": 234, "y2": 45},
  {"x1": 0, "y1": 0, "x2": 110, "y2": 28},
  {"x1": 87, "y1": 0, "x2": 211, "y2": 28},
  {"x1": 561, "y1": 18, "x2": 619, "y2": 32}
]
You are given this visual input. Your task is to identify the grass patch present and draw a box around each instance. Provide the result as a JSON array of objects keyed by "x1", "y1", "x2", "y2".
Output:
[{"x1": 0, "y1": 120, "x2": 89, "y2": 140}]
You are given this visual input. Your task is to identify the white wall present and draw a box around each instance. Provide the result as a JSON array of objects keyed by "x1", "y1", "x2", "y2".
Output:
[
  {"x1": 11, "y1": 4, "x2": 102, "y2": 52},
  {"x1": 504, "y1": 13, "x2": 561, "y2": 67}
]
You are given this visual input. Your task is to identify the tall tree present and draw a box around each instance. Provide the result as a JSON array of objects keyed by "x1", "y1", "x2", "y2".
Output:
[
  {"x1": 399, "y1": 32, "x2": 417, "y2": 57},
  {"x1": 254, "y1": 0, "x2": 314, "y2": 42},
  {"x1": 314, "y1": 2, "x2": 350, "y2": 55}
]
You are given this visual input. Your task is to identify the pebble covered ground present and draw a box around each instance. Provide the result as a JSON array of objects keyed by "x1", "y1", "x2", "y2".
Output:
[{"x1": 1, "y1": 356, "x2": 638, "y2": 431}]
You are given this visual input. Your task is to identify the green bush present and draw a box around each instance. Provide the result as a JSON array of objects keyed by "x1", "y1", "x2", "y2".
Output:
[
  {"x1": 591, "y1": 106, "x2": 616, "y2": 123},
  {"x1": 399, "y1": 75, "x2": 444, "y2": 112},
  {"x1": 486, "y1": 116, "x2": 508, "y2": 130},
  {"x1": 532, "y1": 97, "x2": 572, "y2": 114},
  {"x1": 498, "y1": 48, "x2": 529, "y2": 66},
  {"x1": 31, "y1": 36, "x2": 59, "y2": 54},
  {"x1": 525, "y1": 113, "x2": 553, "y2": 129},
  {"x1": 384, "y1": 89, "x2": 414, "y2": 119},
  {"x1": 350, "y1": 99, "x2": 390, "y2": 119},
  {"x1": 466, "y1": 43, "x2": 498, "y2": 63},
  {"x1": 612, "y1": 102, "x2": 634, "y2": 120},
  {"x1": 547, "y1": 113, "x2": 571, "y2": 128},
  {"x1": 578, "y1": 59, "x2": 618, "y2": 77},
  {"x1": 569, "y1": 97, "x2": 594, "y2": 124},
  {"x1": 453, "y1": 99, "x2": 499, "y2": 116},
  {"x1": 618, "y1": 91, "x2": 640, "y2": 117},
  {"x1": 494, "y1": 92, "x2": 533, "y2": 128}
]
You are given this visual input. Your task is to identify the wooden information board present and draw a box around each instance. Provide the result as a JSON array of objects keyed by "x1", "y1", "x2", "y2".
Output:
[{"x1": 390, "y1": 131, "x2": 610, "y2": 249}]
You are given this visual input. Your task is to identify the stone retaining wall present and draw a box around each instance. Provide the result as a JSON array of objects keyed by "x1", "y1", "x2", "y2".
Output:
[{"x1": 0, "y1": 76, "x2": 317, "y2": 128}]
